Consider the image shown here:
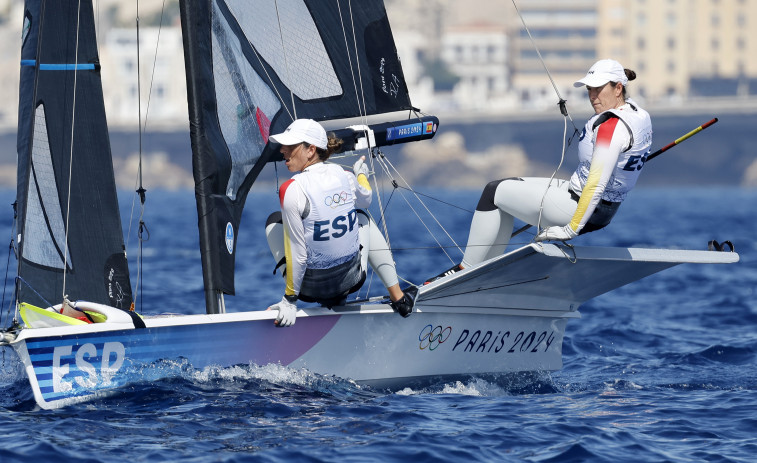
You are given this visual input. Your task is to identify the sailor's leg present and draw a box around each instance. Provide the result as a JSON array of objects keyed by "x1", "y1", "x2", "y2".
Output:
[
  {"x1": 461, "y1": 180, "x2": 515, "y2": 268},
  {"x1": 482, "y1": 211, "x2": 514, "y2": 261},
  {"x1": 461, "y1": 178, "x2": 576, "y2": 267},
  {"x1": 357, "y1": 211, "x2": 416, "y2": 317},
  {"x1": 357, "y1": 211, "x2": 370, "y2": 274},
  {"x1": 357, "y1": 211, "x2": 399, "y2": 289},
  {"x1": 494, "y1": 177, "x2": 575, "y2": 227},
  {"x1": 265, "y1": 211, "x2": 286, "y2": 275}
]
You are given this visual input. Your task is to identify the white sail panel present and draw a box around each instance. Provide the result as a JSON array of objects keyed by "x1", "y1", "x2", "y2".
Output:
[
  {"x1": 224, "y1": 0, "x2": 343, "y2": 100},
  {"x1": 23, "y1": 105, "x2": 72, "y2": 270},
  {"x1": 213, "y1": 1, "x2": 282, "y2": 199}
]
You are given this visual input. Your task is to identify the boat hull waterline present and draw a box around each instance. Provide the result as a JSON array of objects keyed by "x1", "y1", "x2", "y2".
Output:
[
  {"x1": 6, "y1": 242, "x2": 739, "y2": 409},
  {"x1": 10, "y1": 305, "x2": 571, "y2": 409}
]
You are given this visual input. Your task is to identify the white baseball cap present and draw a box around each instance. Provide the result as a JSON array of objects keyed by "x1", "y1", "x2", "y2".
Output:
[
  {"x1": 269, "y1": 118, "x2": 328, "y2": 150},
  {"x1": 574, "y1": 59, "x2": 628, "y2": 88}
]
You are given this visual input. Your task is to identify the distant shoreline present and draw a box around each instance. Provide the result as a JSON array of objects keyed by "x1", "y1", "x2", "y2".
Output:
[
  {"x1": 0, "y1": 96, "x2": 756, "y2": 135},
  {"x1": 0, "y1": 98, "x2": 754, "y2": 189},
  {"x1": 436, "y1": 96, "x2": 757, "y2": 124}
]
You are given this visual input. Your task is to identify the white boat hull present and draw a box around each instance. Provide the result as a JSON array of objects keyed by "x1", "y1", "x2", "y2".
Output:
[
  {"x1": 9, "y1": 303, "x2": 573, "y2": 409},
  {"x1": 4, "y1": 243, "x2": 738, "y2": 409}
]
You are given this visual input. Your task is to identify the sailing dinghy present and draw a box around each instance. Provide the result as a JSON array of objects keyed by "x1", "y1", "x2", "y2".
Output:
[{"x1": 0, "y1": 0, "x2": 738, "y2": 410}]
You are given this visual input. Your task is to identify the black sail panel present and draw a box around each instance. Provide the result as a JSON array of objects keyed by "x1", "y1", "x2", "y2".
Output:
[
  {"x1": 15, "y1": 0, "x2": 132, "y2": 309},
  {"x1": 180, "y1": 0, "x2": 412, "y2": 313}
]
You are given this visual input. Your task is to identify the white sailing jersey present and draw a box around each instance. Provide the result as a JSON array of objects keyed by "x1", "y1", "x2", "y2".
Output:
[
  {"x1": 567, "y1": 98, "x2": 652, "y2": 232},
  {"x1": 279, "y1": 162, "x2": 371, "y2": 296}
]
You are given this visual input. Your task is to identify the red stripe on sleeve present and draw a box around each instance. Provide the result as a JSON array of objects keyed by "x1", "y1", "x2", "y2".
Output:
[
  {"x1": 596, "y1": 116, "x2": 619, "y2": 147},
  {"x1": 279, "y1": 179, "x2": 295, "y2": 207}
]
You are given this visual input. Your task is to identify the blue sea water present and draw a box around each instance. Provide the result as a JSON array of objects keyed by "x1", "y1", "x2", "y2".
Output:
[{"x1": 0, "y1": 186, "x2": 755, "y2": 462}]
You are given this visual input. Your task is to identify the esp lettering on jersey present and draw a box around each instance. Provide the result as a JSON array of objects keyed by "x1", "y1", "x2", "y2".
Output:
[
  {"x1": 313, "y1": 209, "x2": 359, "y2": 241},
  {"x1": 621, "y1": 151, "x2": 649, "y2": 171}
]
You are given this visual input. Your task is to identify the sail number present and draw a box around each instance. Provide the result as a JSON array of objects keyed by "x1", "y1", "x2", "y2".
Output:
[{"x1": 451, "y1": 329, "x2": 556, "y2": 354}]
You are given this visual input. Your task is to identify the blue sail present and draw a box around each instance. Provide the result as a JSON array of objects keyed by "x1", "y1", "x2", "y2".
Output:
[{"x1": 15, "y1": 0, "x2": 132, "y2": 310}]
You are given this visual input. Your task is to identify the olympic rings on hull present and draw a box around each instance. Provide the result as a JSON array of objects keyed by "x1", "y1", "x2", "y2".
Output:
[{"x1": 419, "y1": 324, "x2": 452, "y2": 350}]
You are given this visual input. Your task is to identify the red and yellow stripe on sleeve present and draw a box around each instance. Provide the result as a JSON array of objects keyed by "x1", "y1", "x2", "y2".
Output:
[
  {"x1": 568, "y1": 117, "x2": 618, "y2": 232},
  {"x1": 278, "y1": 179, "x2": 296, "y2": 296}
]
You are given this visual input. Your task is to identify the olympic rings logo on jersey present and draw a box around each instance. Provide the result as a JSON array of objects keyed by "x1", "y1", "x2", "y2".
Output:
[
  {"x1": 324, "y1": 191, "x2": 353, "y2": 208},
  {"x1": 419, "y1": 324, "x2": 452, "y2": 351}
]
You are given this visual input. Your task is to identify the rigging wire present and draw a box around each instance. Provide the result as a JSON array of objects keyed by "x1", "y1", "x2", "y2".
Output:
[
  {"x1": 329, "y1": 0, "x2": 395, "y2": 296},
  {"x1": 0, "y1": 201, "x2": 19, "y2": 326},
  {"x1": 334, "y1": 1, "x2": 473, "y2": 276},
  {"x1": 95, "y1": 0, "x2": 100, "y2": 56},
  {"x1": 335, "y1": 0, "x2": 380, "y2": 297},
  {"x1": 61, "y1": 0, "x2": 85, "y2": 303},
  {"x1": 124, "y1": 0, "x2": 163, "y2": 312},
  {"x1": 338, "y1": 1, "x2": 394, "y2": 250},
  {"x1": 1, "y1": 203, "x2": 17, "y2": 328},
  {"x1": 274, "y1": 0, "x2": 298, "y2": 119},
  {"x1": 336, "y1": 0, "x2": 366, "y2": 121},
  {"x1": 139, "y1": 0, "x2": 167, "y2": 135},
  {"x1": 135, "y1": 1, "x2": 144, "y2": 313},
  {"x1": 510, "y1": 0, "x2": 579, "y2": 132},
  {"x1": 510, "y1": 0, "x2": 581, "y2": 235},
  {"x1": 346, "y1": 0, "x2": 369, "y2": 126},
  {"x1": 246, "y1": 21, "x2": 294, "y2": 122}
]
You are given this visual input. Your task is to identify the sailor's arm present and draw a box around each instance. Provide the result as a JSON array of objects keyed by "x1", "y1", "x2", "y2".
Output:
[
  {"x1": 269, "y1": 179, "x2": 307, "y2": 327},
  {"x1": 568, "y1": 116, "x2": 629, "y2": 233},
  {"x1": 351, "y1": 156, "x2": 372, "y2": 208},
  {"x1": 279, "y1": 180, "x2": 308, "y2": 298},
  {"x1": 536, "y1": 116, "x2": 629, "y2": 242}
]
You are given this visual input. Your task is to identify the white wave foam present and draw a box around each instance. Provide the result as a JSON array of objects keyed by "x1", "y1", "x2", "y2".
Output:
[{"x1": 396, "y1": 377, "x2": 510, "y2": 397}]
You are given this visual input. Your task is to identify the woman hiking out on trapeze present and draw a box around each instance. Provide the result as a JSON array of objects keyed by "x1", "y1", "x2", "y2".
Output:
[{"x1": 427, "y1": 59, "x2": 653, "y2": 283}]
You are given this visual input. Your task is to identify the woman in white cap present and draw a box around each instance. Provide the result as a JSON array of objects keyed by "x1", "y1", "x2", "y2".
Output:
[
  {"x1": 427, "y1": 59, "x2": 653, "y2": 282},
  {"x1": 265, "y1": 118, "x2": 416, "y2": 327}
]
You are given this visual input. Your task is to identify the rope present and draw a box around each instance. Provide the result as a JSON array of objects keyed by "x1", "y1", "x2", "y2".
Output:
[
  {"x1": 16, "y1": 276, "x2": 55, "y2": 311},
  {"x1": 393, "y1": 186, "x2": 474, "y2": 213},
  {"x1": 274, "y1": 0, "x2": 298, "y2": 119},
  {"x1": 346, "y1": 0, "x2": 369, "y2": 126},
  {"x1": 510, "y1": 0, "x2": 578, "y2": 131},
  {"x1": 510, "y1": 0, "x2": 581, "y2": 239},
  {"x1": 1, "y1": 202, "x2": 17, "y2": 326},
  {"x1": 61, "y1": 0, "x2": 84, "y2": 302},
  {"x1": 336, "y1": 0, "x2": 367, "y2": 121},
  {"x1": 246, "y1": 22, "x2": 294, "y2": 122},
  {"x1": 1, "y1": 239, "x2": 15, "y2": 327},
  {"x1": 140, "y1": 0, "x2": 167, "y2": 135},
  {"x1": 372, "y1": 150, "x2": 464, "y2": 262},
  {"x1": 418, "y1": 275, "x2": 551, "y2": 301},
  {"x1": 535, "y1": 116, "x2": 569, "y2": 232}
]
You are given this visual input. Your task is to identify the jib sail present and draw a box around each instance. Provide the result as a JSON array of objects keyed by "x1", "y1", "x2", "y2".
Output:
[{"x1": 15, "y1": 0, "x2": 132, "y2": 310}]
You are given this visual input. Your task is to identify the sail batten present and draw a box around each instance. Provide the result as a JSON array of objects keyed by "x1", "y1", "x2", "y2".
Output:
[{"x1": 21, "y1": 60, "x2": 98, "y2": 71}]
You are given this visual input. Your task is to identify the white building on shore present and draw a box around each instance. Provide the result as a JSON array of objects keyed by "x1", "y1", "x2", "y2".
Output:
[
  {"x1": 100, "y1": 27, "x2": 187, "y2": 129},
  {"x1": 440, "y1": 22, "x2": 516, "y2": 112}
]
